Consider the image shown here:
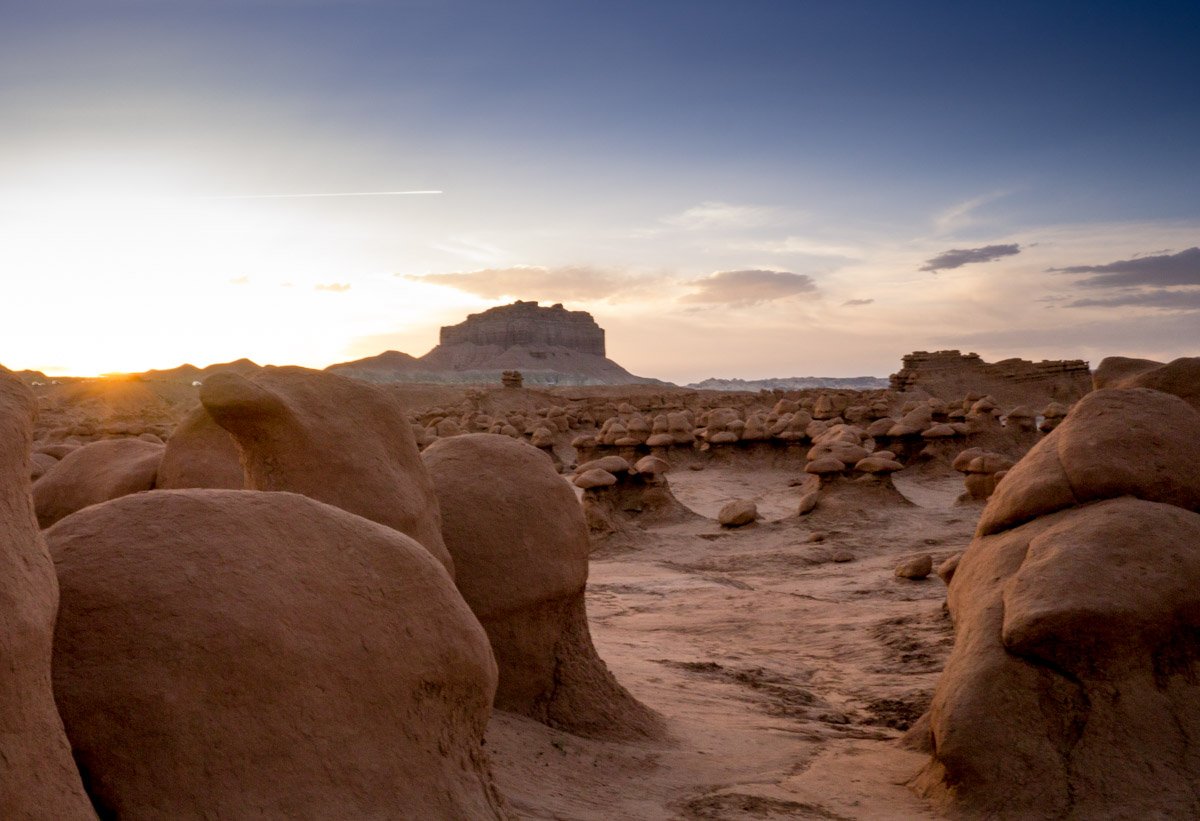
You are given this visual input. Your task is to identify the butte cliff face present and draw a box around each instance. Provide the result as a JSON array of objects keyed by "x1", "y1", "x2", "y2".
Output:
[
  {"x1": 890, "y1": 350, "x2": 1092, "y2": 405},
  {"x1": 438, "y1": 302, "x2": 606, "y2": 357},
  {"x1": 329, "y1": 301, "x2": 662, "y2": 387}
]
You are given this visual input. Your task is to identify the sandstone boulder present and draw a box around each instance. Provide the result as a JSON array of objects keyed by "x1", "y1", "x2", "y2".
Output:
[
  {"x1": 49, "y1": 489, "x2": 503, "y2": 819},
  {"x1": 0, "y1": 371, "x2": 95, "y2": 819},
  {"x1": 913, "y1": 386, "x2": 1200, "y2": 818},
  {"x1": 33, "y1": 438, "x2": 163, "y2": 528},
  {"x1": 422, "y1": 435, "x2": 662, "y2": 741},
  {"x1": 156, "y1": 404, "x2": 244, "y2": 490},
  {"x1": 200, "y1": 367, "x2": 452, "y2": 574},
  {"x1": 718, "y1": 499, "x2": 758, "y2": 527}
]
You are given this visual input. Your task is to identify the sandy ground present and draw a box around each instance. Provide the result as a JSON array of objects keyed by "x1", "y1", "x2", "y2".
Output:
[{"x1": 487, "y1": 467, "x2": 977, "y2": 820}]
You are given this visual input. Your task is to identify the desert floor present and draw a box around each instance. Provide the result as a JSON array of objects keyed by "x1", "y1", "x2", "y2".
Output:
[{"x1": 488, "y1": 465, "x2": 974, "y2": 820}]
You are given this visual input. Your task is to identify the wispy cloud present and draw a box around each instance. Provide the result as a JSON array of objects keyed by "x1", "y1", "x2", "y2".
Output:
[
  {"x1": 229, "y1": 275, "x2": 249, "y2": 285},
  {"x1": 933, "y1": 190, "x2": 1012, "y2": 235},
  {"x1": 315, "y1": 282, "x2": 351, "y2": 292},
  {"x1": 405, "y1": 265, "x2": 652, "y2": 302},
  {"x1": 430, "y1": 236, "x2": 509, "y2": 266},
  {"x1": 920, "y1": 243, "x2": 1021, "y2": 272},
  {"x1": 842, "y1": 298, "x2": 874, "y2": 306},
  {"x1": 681, "y1": 269, "x2": 817, "y2": 307},
  {"x1": 1066, "y1": 288, "x2": 1200, "y2": 310},
  {"x1": 1049, "y1": 246, "x2": 1200, "y2": 287},
  {"x1": 662, "y1": 201, "x2": 779, "y2": 231}
]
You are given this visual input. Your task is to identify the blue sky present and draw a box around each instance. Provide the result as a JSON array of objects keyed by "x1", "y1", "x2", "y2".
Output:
[{"x1": 1, "y1": 1, "x2": 1197, "y2": 380}]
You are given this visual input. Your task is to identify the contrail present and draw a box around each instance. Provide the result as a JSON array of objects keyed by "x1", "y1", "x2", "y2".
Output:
[{"x1": 206, "y1": 190, "x2": 444, "y2": 200}]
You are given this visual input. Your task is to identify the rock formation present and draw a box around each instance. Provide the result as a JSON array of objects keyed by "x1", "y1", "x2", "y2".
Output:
[
  {"x1": 199, "y1": 366, "x2": 454, "y2": 574},
  {"x1": 439, "y1": 300, "x2": 605, "y2": 354},
  {"x1": 421, "y1": 434, "x2": 663, "y2": 740},
  {"x1": 49, "y1": 489, "x2": 505, "y2": 819},
  {"x1": 0, "y1": 369, "x2": 96, "y2": 820},
  {"x1": 155, "y1": 404, "x2": 244, "y2": 490},
  {"x1": 911, "y1": 387, "x2": 1200, "y2": 818},
  {"x1": 1093, "y1": 355, "x2": 1200, "y2": 411},
  {"x1": 327, "y1": 301, "x2": 662, "y2": 386},
  {"x1": 32, "y1": 437, "x2": 164, "y2": 528},
  {"x1": 890, "y1": 349, "x2": 1092, "y2": 406}
]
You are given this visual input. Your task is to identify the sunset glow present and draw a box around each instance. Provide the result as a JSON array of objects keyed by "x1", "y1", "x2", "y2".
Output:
[{"x1": 2, "y1": 2, "x2": 1197, "y2": 381}]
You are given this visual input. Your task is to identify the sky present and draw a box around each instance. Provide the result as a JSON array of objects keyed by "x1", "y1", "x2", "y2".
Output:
[{"x1": 1, "y1": 0, "x2": 1197, "y2": 383}]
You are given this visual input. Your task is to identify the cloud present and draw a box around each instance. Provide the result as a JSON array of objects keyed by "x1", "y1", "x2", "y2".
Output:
[
  {"x1": 404, "y1": 265, "x2": 648, "y2": 302},
  {"x1": 842, "y1": 298, "x2": 874, "y2": 306},
  {"x1": 932, "y1": 190, "x2": 1012, "y2": 235},
  {"x1": 229, "y1": 275, "x2": 249, "y2": 285},
  {"x1": 920, "y1": 243, "x2": 1021, "y2": 272},
  {"x1": 315, "y1": 282, "x2": 351, "y2": 292},
  {"x1": 1065, "y1": 288, "x2": 1200, "y2": 310},
  {"x1": 1049, "y1": 246, "x2": 1200, "y2": 288},
  {"x1": 681, "y1": 269, "x2": 817, "y2": 307},
  {"x1": 661, "y1": 201, "x2": 780, "y2": 232}
]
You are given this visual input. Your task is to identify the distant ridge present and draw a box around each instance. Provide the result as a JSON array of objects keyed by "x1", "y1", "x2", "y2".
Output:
[{"x1": 686, "y1": 375, "x2": 889, "y2": 392}]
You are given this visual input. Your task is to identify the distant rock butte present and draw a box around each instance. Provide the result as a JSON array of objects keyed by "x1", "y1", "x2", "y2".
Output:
[
  {"x1": 890, "y1": 350, "x2": 1092, "y2": 406},
  {"x1": 328, "y1": 301, "x2": 664, "y2": 387},
  {"x1": 687, "y1": 376, "x2": 888, "y2": 392},
  {"x1": 439, "y1": 301, "x2": 606, "y2": 356}
]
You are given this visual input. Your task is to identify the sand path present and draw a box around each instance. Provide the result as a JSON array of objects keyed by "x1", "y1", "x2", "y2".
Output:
[{"x1": 488, "y1": 467, "x2": 976, "y2": 819}]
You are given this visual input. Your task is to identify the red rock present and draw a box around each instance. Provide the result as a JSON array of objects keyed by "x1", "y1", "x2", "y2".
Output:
[
  {"x1": 0, "y1": 371, "x2": 95, "y2": 819},
  {"x1": 49, "y1": 489, "x2": 503, "y2": 819}
]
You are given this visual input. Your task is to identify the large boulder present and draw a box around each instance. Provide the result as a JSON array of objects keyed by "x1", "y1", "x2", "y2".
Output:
[
  {"x1": 200, "y1": 366, "x2": 452, "y2": 574},
  {"x1": 978, "y1": 388, "x2": 1200, "y2": 536},
  {"x1": 0, "y1": 370, "x2": 95, "y2": 819},
  {"x1": 422, "y1": 434, "x2": 662, "y2": 741},
  {"x1": 912, "y1": 386, "x2": 1200, "y2": 818},
  {"x1": 32, "y1": 438, "x2": 163, "y2": 528},
  {"x1": 1094, "y1": 356, "x2": 1200, "y2": 412},
  {"x1": 49, "y1": 489, "x2": 504, "y2": 819},
  {"x1": 155, "y1": 404, "x2": 244, "y2": 490}
]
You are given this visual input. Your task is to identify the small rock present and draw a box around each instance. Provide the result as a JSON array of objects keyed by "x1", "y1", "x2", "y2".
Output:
[
  {"x1": 806, "y1": 531, "x2": 827, "y2": 543},
  {"x1": 718, "y1": 499, "x2": 758, "y2": 527},
  {"x1": 937, "y1": 552, "x2": 962, "y2": 585},
  {"x1": 895, "y1": 554, "x2": 934, "y2": 580},
  {"x1": 832, "y1": 550, "x2": 854, "y2": 562}
]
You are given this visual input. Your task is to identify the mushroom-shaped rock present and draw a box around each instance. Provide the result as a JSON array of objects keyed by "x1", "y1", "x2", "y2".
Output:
[
  {"x1": 921, "y1": 423, "x2": 959, "y2": 439},
  {"x1": 49, "y1": 489, "x2": 504, "y2": 819},
  {"x1": 634, "y1": 455, "x2": 670, "y2": 475},
  {"x1": 1003, "y1": 405, "x2": 1038, "y2": 431},
  {"x1": 805, "y1": 456, "x2": 846, "y2": 476},
  {"x1": 576, "y1": 455, "x2": 631, "y2": 475},
  {"x1": 574, "y1": 468, "x2": 618, "y2": 489},
  {"x1": 33, "y1": 438, "x2": 163, "y2": 528},
  {"x1": 200, "y1": 367, "x2": 452, "y2": 574},
  {"x1": 0, "y1": 371, "x2": 96, "y2": 820},
  {"x1": 421, "y1": 434, "x2": 662, "y2": 741},
  {"x1": 855, "y1": 456, "x2": 904, "y2": 474},
  {"x1": 530, "y1": 426, "x2": 555, "y2": 448},
  {"x1": 951, "y1": 447, "x2": 986, "y2": 473},
  {"x1": 866, "y1": 417, "x2": 895, "y2": 438},
  {"x1": 718, "y1": 499, "x2": 758, "y2": 527},
  {"x1": 645, "y1": 432, "x2": 675, "y2": 447},
  {"x1": 1039, "y1": 401, "x2": 1069, "y2": 432},
  {"x1": 808, "y1": 441, "x2": 869, "y2": 465},
  {"x1": 156, "y1": 404, "x2": 244, "y2": 490}
]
